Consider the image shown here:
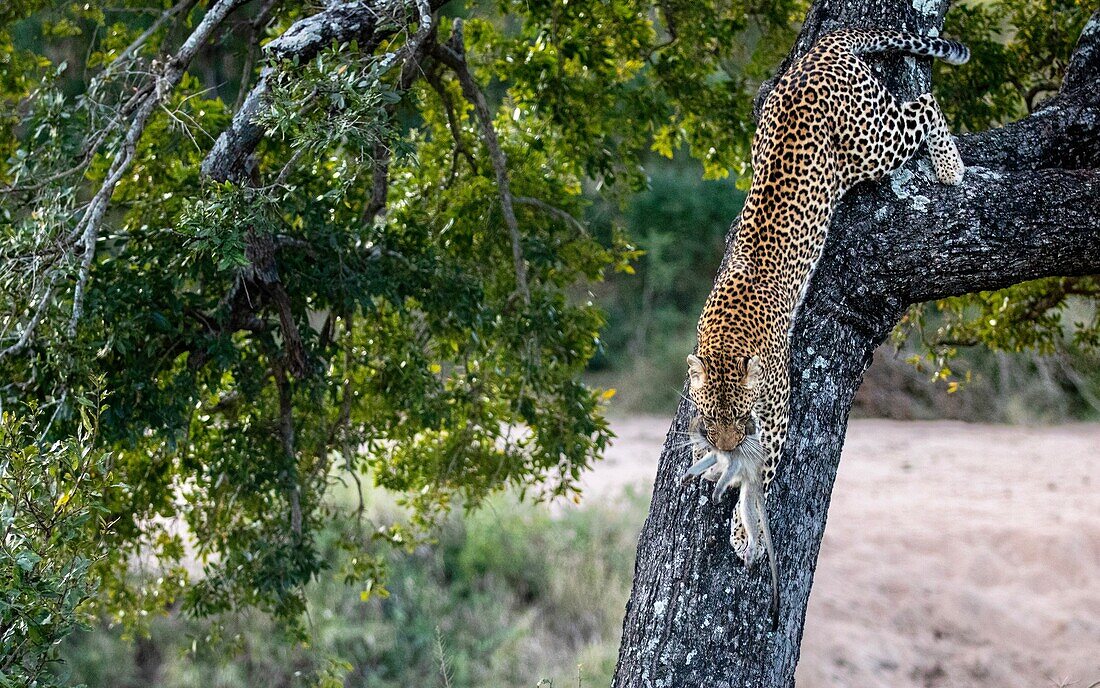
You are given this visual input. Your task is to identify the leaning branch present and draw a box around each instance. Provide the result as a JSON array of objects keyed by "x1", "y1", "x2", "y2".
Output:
[
  {"x1": 0, "y1": 0, "x2": 246, "y2": 355},
  {"x1": 65, "y1": 0, "x2": 248, "y2": 337},
  {"x1": 956, "y1": 96, "x2": 1100, "y2": 171},
  {"x1": 201, "y1": 0, "x2": 434, "y2": 378},
  {"x1": 514, "y1": 196, "x2": 588, "y2": 235},
  {"x1": 432, "y1": 20, "x2": 530, "y2": 303},
  {"x1": 203, "y1": 0, "x2": 448, "y2": 183}
]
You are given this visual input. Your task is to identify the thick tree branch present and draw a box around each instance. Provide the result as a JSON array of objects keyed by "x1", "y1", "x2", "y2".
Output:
[
  {"x1": 956, "y1": 97, "x2": 1100, "y2": 171},
  {"x1": 202, "y1": 1, "x2": 435, "y2": 377},
  {"x1": 853, "y1": 167, "x2": 1100, "y2": 305}
]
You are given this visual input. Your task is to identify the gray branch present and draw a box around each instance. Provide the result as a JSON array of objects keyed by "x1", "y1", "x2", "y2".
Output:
[
  {"x1": 202, "y1": 0, "x2": 447, "y2": 183},
  {"x1": 66, "y1": 0, "x2": 248, "y2": 337},
  {"x1": 853, "y1": 167, "x2": 1100, "y2": 306}
]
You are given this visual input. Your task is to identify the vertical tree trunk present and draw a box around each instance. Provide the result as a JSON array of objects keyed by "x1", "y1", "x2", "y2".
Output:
[{"x1": 611, "y1": 1, "x2": 1100, "y2": 686}]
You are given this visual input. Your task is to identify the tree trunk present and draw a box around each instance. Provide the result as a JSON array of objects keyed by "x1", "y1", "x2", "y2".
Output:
[{"x1": 612, "y1": 2, "x2": 1100, "y2": 686}]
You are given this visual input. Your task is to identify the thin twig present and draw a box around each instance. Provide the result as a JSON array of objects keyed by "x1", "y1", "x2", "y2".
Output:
[
  {"x1": 0, "y1": 127, "x2": 112, "y2": 196},
  {"x1": 431, "y1": 19, "x2": 530, "y2": 303},
  {"x1": 514, "y1": 196, "x2": 588, "y2": 235},
  {"x1": 435, "y1": 627, "x2": 454, "y2": 688},
  {"x1": 424, "y1": 65, "x2": 479, "y2": 183},
  {"x1": 0, "y1": 278, "x2": 58, "y2": 359}
]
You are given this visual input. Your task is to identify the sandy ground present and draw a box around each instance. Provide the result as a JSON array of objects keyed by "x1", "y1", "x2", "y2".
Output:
[{"x1": 582, "y1": 416, "x2": 1100, "y2": 688}]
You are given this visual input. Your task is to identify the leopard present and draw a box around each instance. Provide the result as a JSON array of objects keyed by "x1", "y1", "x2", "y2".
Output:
[{"x1": 680, "y1": 28, "x2": 970, "y2": 625}]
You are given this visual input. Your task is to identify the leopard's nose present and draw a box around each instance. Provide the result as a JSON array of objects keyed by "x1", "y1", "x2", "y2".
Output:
[{"x1": 712, "y1": 426, "x2": 742, "y2": 452}]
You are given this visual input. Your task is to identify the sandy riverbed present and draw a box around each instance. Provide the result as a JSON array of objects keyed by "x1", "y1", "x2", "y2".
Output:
[{"x1": 583, "y1": 417, "x2": 1100, "y2": 688}]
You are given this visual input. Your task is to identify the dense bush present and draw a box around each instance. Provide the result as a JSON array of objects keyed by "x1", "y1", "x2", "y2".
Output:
[{"x1": 1, "y1": 397, "x2": 112, "y2": 687}]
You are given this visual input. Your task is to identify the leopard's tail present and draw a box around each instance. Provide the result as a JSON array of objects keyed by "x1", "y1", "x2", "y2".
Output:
[{"x1": 830, "y1": 28, "x2": 970, "y2": 65}]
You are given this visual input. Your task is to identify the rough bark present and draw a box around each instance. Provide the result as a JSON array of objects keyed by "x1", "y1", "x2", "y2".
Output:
[{"x1": 612, "y1": 5, "x2": 1100, "y2": 688}]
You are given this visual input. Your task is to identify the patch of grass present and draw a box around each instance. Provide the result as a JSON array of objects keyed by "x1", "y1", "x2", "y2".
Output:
[{"x1": 60, "y1": 488, "x2": 649, "y2": 688}]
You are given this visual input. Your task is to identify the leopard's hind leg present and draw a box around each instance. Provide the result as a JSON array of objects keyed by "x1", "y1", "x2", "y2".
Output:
[
  {"x1": 882, "y1": 93, "x2": 965, "y2": 185},
  {"x1": 917, "y1": 93, "x2": 965, "y2": 185},
  {"x1": 839, "y1": 91, "x2": 965, "y2": 188}
]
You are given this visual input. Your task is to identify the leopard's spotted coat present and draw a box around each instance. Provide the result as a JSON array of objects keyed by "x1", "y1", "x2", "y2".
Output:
[{"x1": 684, "y1": 28, "x2": 969, "y2": 597}]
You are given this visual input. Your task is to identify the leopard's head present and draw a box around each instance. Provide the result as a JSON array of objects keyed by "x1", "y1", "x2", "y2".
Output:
[{"x1": 686, "y1": 352, "x2": 762, "y2": 452}]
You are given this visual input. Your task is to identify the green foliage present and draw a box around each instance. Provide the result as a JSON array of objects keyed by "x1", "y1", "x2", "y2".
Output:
[
  {"x1": 1, "y1": 394, "x2": 113, "y2": 687},
  {"x1": 0, "y1": 0, "x2": 789, "y2": 653},
  {"x1": 256, "y1": 46, "x2": 399, "y2": 159}
]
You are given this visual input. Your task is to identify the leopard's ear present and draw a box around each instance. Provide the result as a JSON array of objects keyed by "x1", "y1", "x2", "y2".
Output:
[
  {"x1": 686, "y1": 354, "x2": 707, "y2": 391},
  {"x1": 742, "y1": 355, "x2": 763, "y2": 390}
]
